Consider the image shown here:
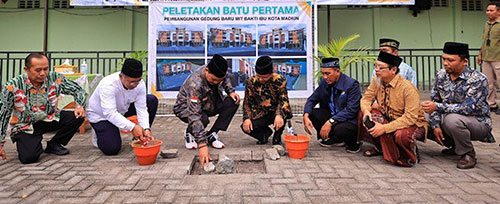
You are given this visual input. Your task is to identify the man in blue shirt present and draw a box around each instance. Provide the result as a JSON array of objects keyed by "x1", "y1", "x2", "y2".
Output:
[
  {"x1": 422, "y1": 42, "x2": 495, "y2": 169},
  {"x1": 372, "y1": 38, "x2": 417, "y2": 87},
  {"x1": 303, "y1": 58, "x2": 362, "y2": 153}
]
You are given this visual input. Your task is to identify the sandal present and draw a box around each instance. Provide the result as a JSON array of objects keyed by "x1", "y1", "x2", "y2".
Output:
[{"x1": 363, "y1": 147, "x2": 383, "y2": 157}]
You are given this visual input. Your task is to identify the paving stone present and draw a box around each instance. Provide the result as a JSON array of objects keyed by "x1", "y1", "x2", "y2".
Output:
[
  {"x1": 291, "y1": 190, "x2": 311, "y2": 203},
  {"x1": 157, "y1": 191, "x2": 176, "y2": 203},
  {"x1": 260, "y1": 196, "x2": 292, "y2": 203},
  {"x1": 265, "y1": 148, "x2": 280, "y2": 160},
  {"x1": 0, "y1": 115, "x2": 499, "y2": 203}
]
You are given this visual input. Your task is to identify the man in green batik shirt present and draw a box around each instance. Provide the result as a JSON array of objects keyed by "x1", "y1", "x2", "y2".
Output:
[{"x1": 0, "y1": 53, "x2": 87, "y2": 164}]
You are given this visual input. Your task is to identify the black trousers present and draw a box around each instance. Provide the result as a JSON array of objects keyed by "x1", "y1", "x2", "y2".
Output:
[
  {"x1": 11, "y1": 111, "x2": 84, "y2": 164},
  {"x1": 309, "y1": 108, "x2": 358, "y2": 148},
  {"x1": 241, "y1": 113, "x2": 286, "y2": 143},
  {"x1": 90, "y1": 94, "x2": 158, "y2": 155},
  {"x1": 179, "y1": 97, "x2": 239, "y2": 137}
]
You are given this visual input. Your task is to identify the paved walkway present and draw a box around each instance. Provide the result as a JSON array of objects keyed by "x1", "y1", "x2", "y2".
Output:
[{"x1": 0, "y1": 114, "x2": 499, "y2": 203}]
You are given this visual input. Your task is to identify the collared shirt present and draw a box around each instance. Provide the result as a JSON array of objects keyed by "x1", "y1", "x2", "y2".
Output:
[
  {"x1": 481, "y1": 19, "x2": 500, "y2": 61},
  {"x1": 173, "y1": 66, "x2": 235, "y2": 144},
  {"x1": 0, "y1": 72, "x2": 87, "y2": 146},
  {"x1": 361, "y1": 74, "x2": 427, "y2": 134},
  {"x1": 86, "y1": 72, "x2": 149, "y2": 131},
  {"x1": 429, "y1": 66, "x2": 492, "y2": 133},
  {"x1": 304, "y1": 74, "x2": 361, "y2": 125},
  {"x1": 243, "y1": 73, "x2": 292, "y2": 121},
  {"x1": 372, "y1": 61, "x2": 417, "y2": 87}
]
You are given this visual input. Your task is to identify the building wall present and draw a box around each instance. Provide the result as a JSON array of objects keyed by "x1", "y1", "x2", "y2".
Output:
[
  {"x1": 0, "y1": 0, "x2": 491, "y2": 51},
  {"x1": 317, "y1": 1, "x2": 487, "y2": 49}
]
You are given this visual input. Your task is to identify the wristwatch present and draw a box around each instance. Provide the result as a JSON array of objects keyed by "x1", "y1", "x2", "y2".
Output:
[{"x1": 328, "y1": 118, "x2": 335, "y2": 124}]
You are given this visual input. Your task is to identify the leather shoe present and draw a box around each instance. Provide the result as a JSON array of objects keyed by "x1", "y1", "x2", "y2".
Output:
[
  {"x1": 272, "y1": 135, "x2": 282, "y2": 145},
  {"x1": 457, "y1": 154, "x2": 476, "y2": 169},
  {"x1": 441, "y1": 147, "x2": 457, "y2": 155},
  {"x1": 45, "y1": 142, "x2": 70, "y2": 155},
  {"x1": 256, "y1": 137, "x2": 268, "y2": 145}
]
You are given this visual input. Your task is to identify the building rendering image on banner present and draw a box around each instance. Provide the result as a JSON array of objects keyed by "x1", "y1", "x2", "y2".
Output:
[
  {"x1": 156, "y1": 59, "x2": 205, "y2": 91},
  {"x1": 208, "y1": 24, "x2": 256, "y2": 56},
  {"x1": 229, "y1": 57, "x2": 307, "y2": 91},
  {"x1": 258, "y1": 24, "x2": 306, "y2": 56},
  {"x1": 156, "y1": 25, "x2": 205, "y2": 56}
]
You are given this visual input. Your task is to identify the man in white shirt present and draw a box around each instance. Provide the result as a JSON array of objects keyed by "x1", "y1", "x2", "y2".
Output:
[{"x1": 86, "y1": 59, "x2": 158, "y2": 155}]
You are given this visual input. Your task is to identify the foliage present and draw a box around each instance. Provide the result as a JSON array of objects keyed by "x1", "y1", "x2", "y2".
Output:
[
  {"x1": 314, "y1": 34, "x2": 376, "y2": 84},
  {"x1": 114, "y1": 50, "x2": 148, "y2": 79}
]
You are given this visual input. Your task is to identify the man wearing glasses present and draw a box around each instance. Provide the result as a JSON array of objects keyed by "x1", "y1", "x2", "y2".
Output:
[
  {"x1": 87, "y1": 59, "x2": 158, "y2": 155},
  {"x1": 359, "y1": 52, "x2": 427, "y2": 167}
]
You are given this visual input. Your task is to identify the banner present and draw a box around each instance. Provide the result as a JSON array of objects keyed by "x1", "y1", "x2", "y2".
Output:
[
  {"x1": 317, "y1": 0, "x2": 414, "y2": 5},
  {"x1": 70, "y1": 0, "x2": 148, "y2": 6},
  {"x1": 148, "y1": 1, "x2": 314, "y2": 98},
  {"x1": 72, "y1": 0, "x2": 414, "y2": 6}
]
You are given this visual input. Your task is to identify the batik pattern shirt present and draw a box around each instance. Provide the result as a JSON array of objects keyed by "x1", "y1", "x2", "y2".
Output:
[
  {"x1": 243, "y1": 73, "x2": 292, "y2": 121},
  {"x1": 0, "y1": 72, "x2": 87, "y2": 147},
  {"x1": 429, "y1": 67, "x2": 492, "y2": 132}
]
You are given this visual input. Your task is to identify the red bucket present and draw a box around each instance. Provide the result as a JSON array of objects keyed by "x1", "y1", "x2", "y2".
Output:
[
  {"x1": 283, "y1": 135, "x2": 311, "y2": 159},
  {"x1": 131, "y1": 139, "x2": 162, "y2": 165}
]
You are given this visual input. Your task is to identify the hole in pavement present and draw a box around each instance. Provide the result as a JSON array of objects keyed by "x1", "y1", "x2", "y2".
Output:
[{"x1": 188, "y1": 156, "x2": 266, "y2": 175}]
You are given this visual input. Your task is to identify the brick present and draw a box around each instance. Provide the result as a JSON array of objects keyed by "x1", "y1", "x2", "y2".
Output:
[
  {"x1": 291, "y1": 190, "x2": 311, "y2": 203},
  {"x1": 133, "y1": 179, "x2": 153, "y2": 191},
  {"x1": 56, "y1": 171, "x2": 77, "y2": 181},
  {"x1": 355, "y1": 190, "x2": 377, "y2": 202},
  {"x1": 0, "y1": 191, "x2": 15, "y2": 198},
  {"x1": 70, "y1": 180, "x2": 94, "y2": 191},
  {"x1": 40, "y1": 185, "x2": 73, "y2": 191},
  {"x1": 64, "y1": 176, "x2": 85, "y2": 185},
  {"x1": 260, "y1": 197, "x2": 292, "y2": 203},
  {"x1": 5, "y1": 175, "x2": 29, "y2": 185},
  {"x1": 103, "y1": 185, "x2": 134, "y2": 191},
  {"x1": 287, "y1": 183, "x2": 318, "y2": 190},
  {"x1": 48, "y1": 191, "x2": 81, "y2": 198},
  {"x1": 125, "y1": 175, "x2": 141, "y2": 185},
  {"x1": 79, "y1": 185, "x2": 104, "y2": 197},
  {"x1": 270, "y1": 178, "x2": 297, "y2": 184},
  {"x1": 191, "y1": 196, "x2": 224, "y2": 203},
  {"x1": 158, "y1": 191, "x2": 176, "y2": 203},
  {"x1": 53, "y1": 197, "x2": 90, "y2": 203},
  {"x1": 272, "y1": 184, "x2": 290, "y2": 197},
  {"x1": 224, "y1": 189, "x2": 241, "y2": 203}
]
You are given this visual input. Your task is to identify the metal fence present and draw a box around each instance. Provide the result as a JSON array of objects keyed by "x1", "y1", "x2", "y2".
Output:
[
  {"x1": 343, "y1": 48, "x2": 481, "y2": 92},
  {"x1": 0, "y1": 49, "x2": 481, "y2": 93},
  {"x1": 0, "y1": 51, "x2": 135, "y2": 86}
]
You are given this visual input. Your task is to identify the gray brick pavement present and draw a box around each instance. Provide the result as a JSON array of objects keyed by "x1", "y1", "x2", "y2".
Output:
[{"x1": 0, "y1": 114, "x2": 498, "y2": 203}]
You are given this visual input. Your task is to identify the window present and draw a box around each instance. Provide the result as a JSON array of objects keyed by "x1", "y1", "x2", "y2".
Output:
[
  {"x1": 432, "y1": 0, "x2": 448, "y2": 7},
  {"x1": 54, "y1": 0, "x2": 73, "y2": 8},
  {"x1": 461, "y1": 0, "x2": 482, "y2": 11},
  {"x1": 18, "y1": 0, "x2": 40, "y2": 8}
]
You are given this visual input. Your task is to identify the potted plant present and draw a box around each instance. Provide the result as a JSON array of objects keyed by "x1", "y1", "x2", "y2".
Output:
[{"x1": 314, "y1": 34, "x2": 376, "y2": 84}]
